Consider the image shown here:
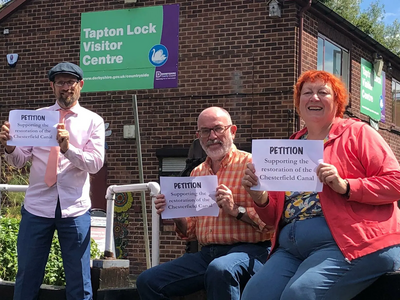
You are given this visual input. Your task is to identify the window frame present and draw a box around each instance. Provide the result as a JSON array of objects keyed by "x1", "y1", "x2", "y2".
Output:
[
  {"x1": 392, "y1": 78, "x2": 400, "y2": 127},
  {"x1": 317, "y1": 34, "x2": 350, "y2": 88}
]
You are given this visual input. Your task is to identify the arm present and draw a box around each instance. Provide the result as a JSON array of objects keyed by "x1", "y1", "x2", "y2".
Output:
[
  {"x1": 216, "y1": 183, "x2": 271, "y2": 230},
  {"x1": 63, "y1": 116, "x2": 105, "y2": 174},
  {"x1": 215, "y1": 183, "x2": 256, "y2": 226},
  {"x1": 242, "y1": 162, "x2": 280, "y2": 228},
  {"x1": 347, "y1": 124, "x2": 400, "y2": 205}
]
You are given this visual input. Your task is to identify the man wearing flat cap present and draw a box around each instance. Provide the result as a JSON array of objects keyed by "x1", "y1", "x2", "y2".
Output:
[{"x1": 0, "y1": 62, "x2": 105, "y2": 300}]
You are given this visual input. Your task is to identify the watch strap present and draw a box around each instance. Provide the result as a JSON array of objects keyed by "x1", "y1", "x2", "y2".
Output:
[{"x1": 236, "y1": 207, "x2": 245, "y2": 220}]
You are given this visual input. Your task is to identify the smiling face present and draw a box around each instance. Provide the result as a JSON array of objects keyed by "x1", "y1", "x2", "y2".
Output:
[
  {"x1": 197, "y1": 107, "x2": 237, "y2": 161},
  {"x1": 299, "y1": 80, "x2": 337, "y2": 127},
  {"x1": 51, "y1": 74, "x2": 84, "y2": 109}
]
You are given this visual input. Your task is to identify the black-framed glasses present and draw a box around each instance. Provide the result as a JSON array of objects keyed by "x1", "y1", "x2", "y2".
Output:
[
  {"x1": 54, "y1": 80, "x2": 79, "y2": 87},
  {"x1": 197, "y1": 125, "x2": 232, "y2": 138}
]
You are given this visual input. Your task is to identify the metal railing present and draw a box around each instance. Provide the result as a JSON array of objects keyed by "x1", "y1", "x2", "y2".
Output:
[
  {"x1": 0, "y1": 182, "x2": 161, "y2": 268},
  {"x1": 0, "y1": 184, "x2": 28, "y2": 193},
  {"x1": 0, "y1": 184, "x2": 29, "y2": 218}
]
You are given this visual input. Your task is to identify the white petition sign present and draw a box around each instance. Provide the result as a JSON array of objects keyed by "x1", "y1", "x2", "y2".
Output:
[
  {"x1": 160, "y1": 175, "x2": 219, "y2": 219},
  {"x1": 8, "y1": 110, "x2": 59, "y2": 147},
  {"x1": 251, "y1": 139, "x2": 324, "y2": 192}
]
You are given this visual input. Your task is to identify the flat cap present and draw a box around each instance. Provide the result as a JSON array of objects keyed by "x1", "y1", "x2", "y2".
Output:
[{"x1": 48, "y1": 62, "x2": 83, "y2": 81}]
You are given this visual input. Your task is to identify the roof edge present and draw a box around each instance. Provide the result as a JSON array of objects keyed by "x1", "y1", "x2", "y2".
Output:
[
  {"x1": 0, "y1": 0, "x2": 31, "y2": 23},
  {"x1": 289, "y1": 0, "x2": 400, "y2": 68}
]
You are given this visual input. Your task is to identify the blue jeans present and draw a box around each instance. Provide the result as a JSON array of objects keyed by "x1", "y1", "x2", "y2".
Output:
[
  {"x1": 136, "y1": 241, "x2": 270, "y2": 300},
  {"x1": 13, "y1": 203, "x2": 92, "y2": 300},
  {"x1": 242, "y1": 217, "x2": 400, "y2": 300}
]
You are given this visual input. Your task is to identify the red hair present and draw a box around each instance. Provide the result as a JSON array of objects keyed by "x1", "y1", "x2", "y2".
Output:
[{"x1": 294, "y1": 70, "x2": 348, "y2": 118}]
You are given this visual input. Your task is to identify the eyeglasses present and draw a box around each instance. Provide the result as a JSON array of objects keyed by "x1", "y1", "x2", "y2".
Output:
[
  {"x1": 301, "y1": 90, "x2": 332, "y2": 98},
  {"x1": 54, "y1": 80, "x2": 79, "y2": 87},
  {"x1": 197, "y1": 125, "x2": 232, "y2": 138}
]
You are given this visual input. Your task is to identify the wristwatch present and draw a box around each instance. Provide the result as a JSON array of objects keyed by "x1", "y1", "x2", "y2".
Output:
[{"x1": 236, "y1": 206, "x2": 246, "y2": 220}]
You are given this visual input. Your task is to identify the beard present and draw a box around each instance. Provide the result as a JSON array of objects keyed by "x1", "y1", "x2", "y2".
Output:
[
  {"x1": 56, "y1": 92, "x2": 79, "y2": 108},
  {"x1": 200, "y1": 137, "x2": 233, "y2": 161}
]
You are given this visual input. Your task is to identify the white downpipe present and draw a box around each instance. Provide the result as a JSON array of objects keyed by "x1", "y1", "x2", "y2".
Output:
[{"x1": 104, "y1": 182, "x2": 161, "y2": 267}]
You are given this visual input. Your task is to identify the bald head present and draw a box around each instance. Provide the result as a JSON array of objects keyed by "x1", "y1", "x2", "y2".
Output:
[{"x1": 197, "y1": 107, "x2": 232, "y2": 129}]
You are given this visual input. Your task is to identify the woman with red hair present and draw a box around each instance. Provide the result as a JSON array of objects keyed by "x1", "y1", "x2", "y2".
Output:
[{"x1": 241, "y1": 70, "x2": 400, "y2": 300}]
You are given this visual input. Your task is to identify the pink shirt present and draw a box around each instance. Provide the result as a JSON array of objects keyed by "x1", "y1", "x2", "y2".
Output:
[{"x1": 4, "y1": 102, "x2": 105, "y2": 218}]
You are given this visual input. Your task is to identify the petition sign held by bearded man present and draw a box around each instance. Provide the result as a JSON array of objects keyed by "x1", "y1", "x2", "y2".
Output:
[{"x1": 80, "y1": 4, "x2": 179, "y2": 92}]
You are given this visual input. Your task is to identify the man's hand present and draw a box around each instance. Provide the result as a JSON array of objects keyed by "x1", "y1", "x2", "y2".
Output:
[
  {"x1": 57, "y1": 124, "x2": 70, "y2": 153},
  {"x1": 0, "y1": 121, "x2": 16, "y2": 153},
  {"x1": 154, "y1": 194, "x2": 167, "y2": 215},
  {"x1": 216, "y1": 184, "x2": 237, "y2": 216},
  {"x1": 155, "y1": 193, "x2": 187, "y2": 234}
]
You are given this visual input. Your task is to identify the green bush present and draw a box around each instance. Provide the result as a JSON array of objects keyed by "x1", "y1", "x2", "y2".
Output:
[
  {"x1": 0, "y1": 217, "x2": 19, "y2": 280},
  {"x1": 0, "y1": 217, "x2": 101, "y2": 285},
  {"x1": 1, "y1": 160, "x2": 30, "y2": 219}
]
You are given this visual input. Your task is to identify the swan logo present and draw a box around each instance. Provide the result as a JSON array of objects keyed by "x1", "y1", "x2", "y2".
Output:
[{"x1": 149, "y1": 44, "x2": 168, "y2": 67}]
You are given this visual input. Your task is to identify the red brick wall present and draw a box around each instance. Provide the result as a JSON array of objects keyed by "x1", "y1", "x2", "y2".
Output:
[{"x1": 0, "y1": 0, "x2": 298, "y2": 275}]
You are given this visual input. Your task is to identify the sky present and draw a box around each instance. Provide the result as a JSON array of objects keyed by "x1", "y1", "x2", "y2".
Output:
[{"x1": 360, "y1": 0, "x2": 400, "y2": 26}]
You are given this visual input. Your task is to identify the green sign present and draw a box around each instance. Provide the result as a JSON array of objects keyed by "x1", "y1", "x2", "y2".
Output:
[
  {"x1": 360, "y1": 58, "x2": 383, "y2": 120},
  {"x1": 80, "y1": 5, "x2": 179, "y2": 92}
]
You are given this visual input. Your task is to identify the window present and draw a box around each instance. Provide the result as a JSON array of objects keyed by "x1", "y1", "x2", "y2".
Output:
[
  {"x1": 156, "y1": 148, "x2": 188, "y2": 177},
  {"x1": 155, "y1": 148, "x2": 188, "y2": 225},
  {"x1": 317, "y1": 35, "x2": 350, "y2": 88},
  {"x1": 392, "y1": 79, "x2": 400, "y2": 127},
  {"x1": 160, "y1": 157, "x2": 187, "y2": 176}
]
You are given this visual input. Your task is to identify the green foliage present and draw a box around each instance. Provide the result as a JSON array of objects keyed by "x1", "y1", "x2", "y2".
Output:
[
  {"x1": 0, "y1": 218, "x2": 19, "y2": 280},
  {"x1": 0, "y1": 0, "x2": 11, "y2": 6},
  {"x1": 91, "y1": 236, "x2": 102, "y2": 260},
  {"x1": 320, "y1": 0, "x2": 361, "y2": 24},
  {"x1": 319, "y1": 0, "x2": 400, "y2": 56},
  {"x1": 1, "y1": 159, "x2": 31, "y2": 219},
  {"x1": 0, "y1": 217, "x2": 101, "y2": 286}
]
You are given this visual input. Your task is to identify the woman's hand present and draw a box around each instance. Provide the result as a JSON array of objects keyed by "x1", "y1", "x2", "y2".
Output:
[
  {"x1": 316, "y1": 162, "x2": 348, "y2": 195},
  {"x1": 242, "y1": 163, "x2": 269, "y2": 206}
]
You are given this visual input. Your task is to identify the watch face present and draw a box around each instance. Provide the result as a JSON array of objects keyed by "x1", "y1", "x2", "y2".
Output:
[{"x1": 238, "y1": 206, "x2": 246, "y2": 213}]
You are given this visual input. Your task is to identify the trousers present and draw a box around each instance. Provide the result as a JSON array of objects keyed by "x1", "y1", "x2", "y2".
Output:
[
  {"x1": 242, "y1": 216, "x2": 400, "y2": 300},
  {"x1": 136, "y1": 241, "x2": 270, "y2": 300},
  {"x1": 13, "y1": 203, "x2": 92, "y2": 300}
]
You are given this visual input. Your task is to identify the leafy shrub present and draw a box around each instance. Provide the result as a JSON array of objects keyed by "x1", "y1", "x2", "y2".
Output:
[
  {"x1": 0, "y1": 160, "x2": 30, "y2": 219},
  {"x1": 0, "y1": 217, "x2": 101, "y2": 285},
  {"x1": 0, "y1": 217, "x2": 19, "y2": 280}
]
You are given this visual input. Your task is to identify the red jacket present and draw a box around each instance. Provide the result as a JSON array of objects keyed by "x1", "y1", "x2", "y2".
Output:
[{"x1": 255, "y1": 118, "x2": 400, "y2": 261}]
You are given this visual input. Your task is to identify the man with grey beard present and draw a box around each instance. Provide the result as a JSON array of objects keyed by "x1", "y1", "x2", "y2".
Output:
[
  {"x1": 0, "y1": 62, "x2": 105, "y2": 300},
  {"x1": 137, "y1": 106, "x2": 273, "y2": 300}
]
